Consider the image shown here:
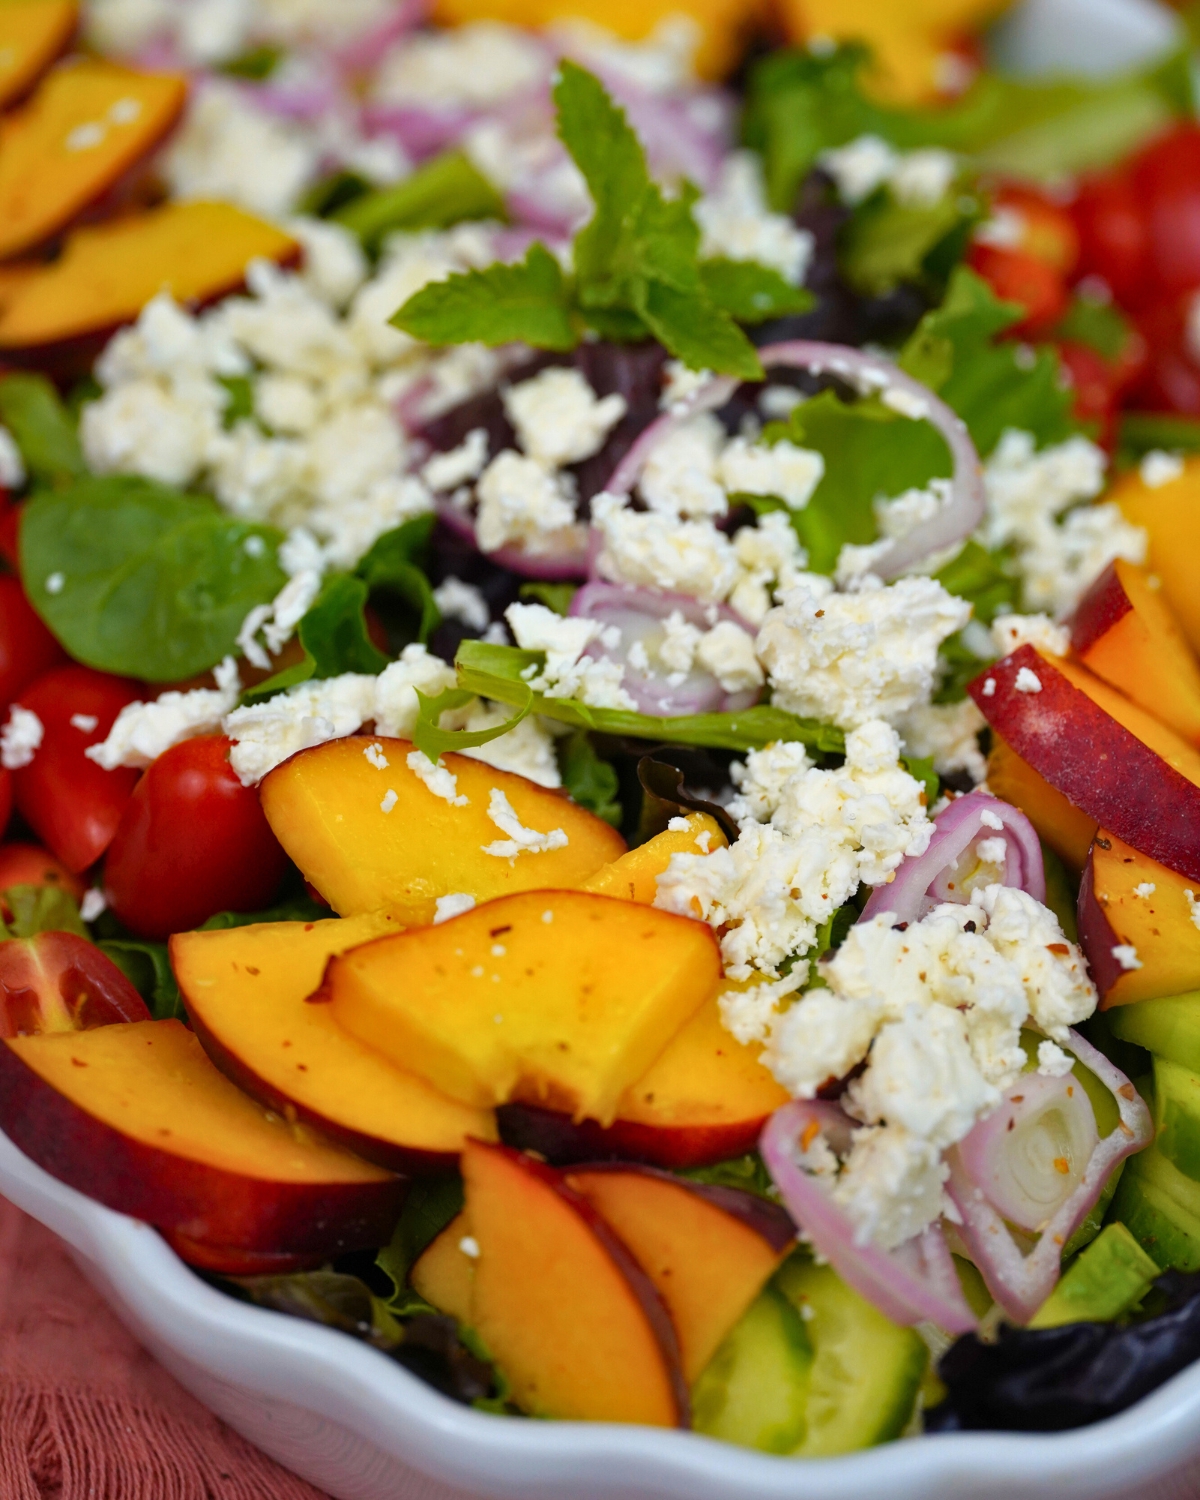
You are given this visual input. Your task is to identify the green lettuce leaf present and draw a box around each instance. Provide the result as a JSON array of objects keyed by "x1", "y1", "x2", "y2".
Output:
[
  {"x1": 838, "y1": 190, "x2": 977, "y2": 298},
  {"x1": 99, "y1": 938, "x2": 183, "y2": 1020},
  {"x1": 1118, "y1": 410, "x2": 1200, "y2": 462},
  {"x1": 934, "y1": 538, "x2": 1019, "y2": 624},
  {"x1": 333, "y1": 149, "x2": 505, "y2": 251},
  {"x1": 558, "y1": 730, "x2": 622, "y2": 827},
  {"x1": 0, "y1": 374, "x2": 87, "y2": 488},
  {"x1": 356, "y1": 513, "x2": 440, "y2": 643},
  {"x1": 20, "y1": 475, "x2": 286, "y2": 681}
]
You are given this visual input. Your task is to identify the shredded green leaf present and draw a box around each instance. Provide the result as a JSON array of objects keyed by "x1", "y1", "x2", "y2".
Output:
[
  {"x1": 838, "y1": 191, "x2": 978, "y2": 299},
  {"x1": 334, "y1": 149, "x2": 505, "y2": 250}
]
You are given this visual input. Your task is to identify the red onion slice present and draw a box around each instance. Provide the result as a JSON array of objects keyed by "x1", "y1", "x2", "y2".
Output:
[
  {"x1": 569, "y1": 582, "x2": 761, "y2": 716},
  {"x1": 602, "y1": 341, "x2": 983, "y2": 581},
  {"x1": 435, "y1": 498, "x2": 590, "y2": 580},
  {"x1": 760, "y1": 1101, "x2": 978, "y2": 1334},
  {"x1": 861, "y1": 791, "x2": 1045, "y2": 925},
  {"x1": 946, "y1": 1027, "x2": 1152, "y2": 1324}
]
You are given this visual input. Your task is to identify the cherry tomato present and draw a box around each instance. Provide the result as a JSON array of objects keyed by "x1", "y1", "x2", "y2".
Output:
[
  {"x1": 1134, "y1": 125, "x2": 1200, "y2": 300},
  {"x1": 105, "y1": 735, "x2": 289, "y2": 940},
  {"x1": 991, "y1": 185, "x2": 1080, "y2": 276},
  {"x1": 0, "y1": 842, "x2": 85, "y2": 901},
  {"x1": 1072, "y1": 167, "x2": 1151, "y2": 309},
  {"x1": 1056, "y1": 341, "x2": 1120, "y2": 450},
  {"x1": 1124, "y1": 297, "x2": 1200, "y2": 414},
  {"x1": 0, "y1": 574, "x2": 65, "y2": 711},
  {"x1": 967, "y1": 243, "x2": 1069, "y2": 337},
  {"x1": 12, "y1": 664, "x2": 142, "y2": 873},
  {"x1": 0, "y1": 772, "x2": 9, "y2": 842},
  {"x1": 0, "y1": 496, "x2": 18, "y2": 571},
  {"x1": 0, "y1": 931, "x2": 150, "y2": 1037}
]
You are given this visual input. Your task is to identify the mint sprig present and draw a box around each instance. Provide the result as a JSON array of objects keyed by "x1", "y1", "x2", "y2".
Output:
[{"x1": 390, "y1": 62, "x2": 811, "y2": 378}]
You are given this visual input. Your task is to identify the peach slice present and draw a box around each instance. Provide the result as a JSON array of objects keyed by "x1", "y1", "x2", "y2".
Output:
[
  {"x1": 1078, "y1": 830, "x2": 1200, "y2": 1008},
  {"x1": 463, "y1": 1140, "x2": 687, "y2": 1424},
  {"x1": 0, "y1": 200, "x2": 298, "y2": 353},
  {"x1": 171, "y1": 915, "x2": 496, "y2": 1173},
  {"x1": 987, "y1": 735, "x2": 1098, "y2": 874},
  {"x1": 0, "y1": 59, "x2": 186, "y2": 261},
  {"x1": 411, "y1": 1209, "x2": 475, "y2": 1322},
  {"x1": 0, "y1": 1020, "x2": 403, "y2": 1256},
  {"x1": 1112, "y1": 456, "x2": 1200, "y2": 660},
  {"x1": 582, "y1": 812, "x2": 727, "y2": 905},
  {"x1": 319, "y1": 888, "x2": 721, "y2": 1124},
  {"x1": 565, "y1": 1166, "x2": 794, "y2": 1383},
  {"x1": 969, "y1": 645, "x2": 1200, "y2": 882},
  {"x1": 261, "y1": 737, "x2": 625, "y2": 926},
  {"x1": 0, "y1": 1, "x2": 77, "y2": 110},
  {"x1": 1070, "y1": 560, "x2": 1200, "y2": 747},
  {"x1": 499, "y1": 993, "x2": 790, "y2": 1168}
]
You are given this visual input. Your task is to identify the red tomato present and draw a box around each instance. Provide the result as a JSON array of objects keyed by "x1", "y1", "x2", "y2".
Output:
[
  {"x1": 105, "y1": 735, "x2": 288, "y2": 940},
  {"x1": 0, "y1": 931, "x2": 150, "y2": 1037},
  {"x1": 0, "y1": 842, "x2": 85, "y2": 901},
  {"x1": 992, "y1": 185, "x2": 1080, "y2": 276},
  {"x1": 0, "y1": 497, "x2": 18, "y2": 571},
  {"x1": 11, "y1": 664, "x2": 142, "y2": 873},
  {"x1": 1056, "y1": 341, "x2": 1119, "y2": 449},
  {"x1": 0, "y1": 574, "x2": 65, "y2": 710},
  {"x1": 967, "y1": 243, "x2": 1069, "y2": 337},
  {"x1": 1072, "y1": 168, "x2": 1151, "y2": 309},
  {"x1": 1128, "y1": 297, "x2": 1200, "y2": 415},
  {"x1": 1134, "y1": 126, "x2": 1200, "y2": 300},
  {"x1": 0, "y1": 771, "x2": 9, "y2": 842}
]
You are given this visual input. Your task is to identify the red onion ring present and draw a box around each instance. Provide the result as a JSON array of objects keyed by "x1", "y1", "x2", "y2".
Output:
[
  {"x1": 760, "y1": 1100, "x2": 978, "y2": 1334},
  {"x1": 861, "y1": 791, "x2": 1045, "y2": 925},
  {"x1": 362, "y1": 103, "x2": 478, "y2": 161},
  {"x1": 569, "y1": 582, "x2": 760, "y2": 715},
  {"x1": 946, "y1": 1028, "x2": 1152, "y2": 1324},
  {"x1": 601, "y1": 342, "x2": 984, "y2": 581},
  {"x1": 435, "y1": 498, "x2": 589, "y2": 580}
]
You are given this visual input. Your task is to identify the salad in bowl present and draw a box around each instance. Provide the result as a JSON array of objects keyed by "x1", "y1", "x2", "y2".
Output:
[{"x1": 3, "y1": 0, "x2": 1200, "y2": 1481}]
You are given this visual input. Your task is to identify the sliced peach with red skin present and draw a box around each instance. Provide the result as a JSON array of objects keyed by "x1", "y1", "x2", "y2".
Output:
[
  {"x1": 1112, "y1": 455, "x2": 1200, "y2": 660},
  {"x1": 0, "y1": 59, "x2": 187, "y2": 261},
  {"x1": 499, "y1": 993, "x2": 790, "y2": 1168},
  {"x1": 318, "y1": 888, "x2": 721, "y2": 1124},
  {"x1": 261, "y1": 736, "x2": 625, "y2": 927},
  {"x1": 463, "y1": 1139, "x2": 688, "y2": 1425},
  {"x1": 411, "y1": 1210, "x2": 474, "y2": 1322},
  {"x1": 0, "y1": 201, "x2": 299, "y2": 356},
  {"x1": 1070, "y1": 559, "x2": 1200, "y2": 746},
  {"x1": 565, "y1": 1165, "x2": 794, "y2": 1383},
  {"x1": 172, "y1": 914, "x2": 497, "y2": 1173},
  {"x1": 987, "y1": 735, "x2": 1097, "y2": 874},
  {"x1": 1078, "y1": 830, "x2": 1200, "y2": 1008},
  {"x1": 969, "y1": 645, "x2": 1200, "y2": 882},
  {"x1": 0, "y1": 1019, "x2": 404, "y2": 1256},
  {"x1": 0, "y1": 1, "x2": 77, "y2": 110},
  {"x1": 0, "y1": 930, "x2": 149, "y2": 1037}
]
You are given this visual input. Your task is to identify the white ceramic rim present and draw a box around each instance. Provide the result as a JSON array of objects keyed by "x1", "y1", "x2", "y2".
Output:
[{"x1": 3, "y1": 1121, "x2": 1200, "y2": 1500}]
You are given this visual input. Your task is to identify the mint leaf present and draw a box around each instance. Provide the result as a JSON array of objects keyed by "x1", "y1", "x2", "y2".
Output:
[
  {"x1": 559, "y1": 730, "x2": 621, "y2": 827},
  {"x1": 334, "y1": 149, "x2": 505, "y2": 251},
  {"x1": 0, "y1": 374, "x2": 86, "y2": 488},
  {"x1": 20, "y1": 475, "x2": 286, "y2": 682},
  {"x1": 636, "y1": 279, "x2": 763, "y2": 382},
  {"x1": 241, "y1": 573, "x2": 387, "y2": 704},
  {"x1": 356, "y1": 514, "x2": 440, "y2": 643},
  {"x1": 700, "y1": 258, "x2": 814, "y2": 323},
  {"x1": 392, "y1": 242, "x2": 575, "y2": 351},
  {"x1": 899, "y1": 267, "x2": 1076, "y2": 456},
  {"x1": 455, "y1": 639, "x2": 844, "y2": 754}
]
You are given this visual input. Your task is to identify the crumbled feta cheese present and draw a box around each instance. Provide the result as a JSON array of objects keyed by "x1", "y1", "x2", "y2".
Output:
[
  {"x1": 440, "y1": 701, "x2": 562, "y2": 789},
  {"x1": 87, "y1": 658, "x2": 241, "y2": 770},
  {"x1": 406, "y1": 749, "x2": 469, "y2": 806},
  {"x1": 1112, "y1": 944, "x2": 1142, "y2": 971},
  {"x1": 896, "y1": 699, "x2": 987, "y2": 784},
  {"x1": 475, "y1": 451, "x2": 577, "y2": 555},
  {"x1": 364, "y1": 742, "x2": 388, "y2": 769},
  {"x1": 0, "y1": 425, "x2": 25, "y2": 490},
  {"x1": 380, "y1": 788, "x2": 398, "y2": 813},
  {"x1": 0, "y1": 705, "x2": 43, "y2": 770},
  {"x1": 1037, "y1": 1039, "x2": 1075, "y2": 1077},
  {"x1": 694, "y1": 151, "x2": 814, "y2": 284},
  {"x1": 502, "y1": 367, "x2": 627, "y2": 468},
  {"x1": 372, "y1": 21, "x2": 545, "y2": 110},
  {"x1": 433, "y1": 576, "x2": 490, "y2": 633},
  {"x1": 888, "y1": 149, "x2": 958, "y2": 208},
  {"x1": 1014, "y1": 667, "x2": 1042, "y2": 694},
  {"x1": 717, "y1": 436, "x2": 824, "y2": 511},
  {"x1": 657, "y1": 612, "x2": 702, "y2": 677},
  {"x1": 819, "y1": 135, "x2": 898, "y2": 205},
  {"x1": 1140, "y1": 449, "x2": 1185, "y2": 489},
  {"x1": 1186, "y1": 890, "x2": 1200, "y2": 934},
  {"x1": 728, "y1": 511, "x2": 808, "y2": 626},
  {"x1": 592, "y1": 493, "x2": 740, "y2": 602},
  {"x1": 287, "y1": 217, "x2": 369, "y2": 310},
  {"x1": 757, "y1": 573, "x2": 969, "y2": 730},
  {"x1": 434, "y1": 892, "x2": 476, "y2": 923},
  {"x1": 695, "y1": 620, "x2": 764, "y2": 695},
  {"x1": 422, "y1": 430, "x2": 489, "y2": 493},
  {"x1": 638, "y1": 414, "x2": 728, "y2": 519},
  {"x1": 481, "y1": 788, "x2": 568, "y2": 858},
  {"x1": 991, "y1": 613, "x2": 1069, "y2": 658},
  {"x1": 660, "y1": 361, "x2": 714, "y2": 413},
  {"x1": 70, "y1": 714, "x2": 99, "y2": 734},
  {"x1": 1132, "y1": 882, "x2": 1156, "y2": 899},
  {"x1": 80, "y1": 888, "x2": 108, "y2": 923},
  {"x1": 505, "y1": 602, "x2": 635, "y2": 710}
]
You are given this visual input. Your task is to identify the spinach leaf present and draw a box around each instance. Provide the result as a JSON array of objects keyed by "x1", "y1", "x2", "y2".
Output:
[
  {"x1": 558, "y1": 731, "x2": 621, "y2": 827},
  {"x1": 377, "y1": 1175, "x2": 465, "y2": 1307},
  {"x1": 335, "y1": 149, "x2": 505, "y2": 251},
  {"x1": 99, "y1": 938, "x2": 183, "y2": 1020},
  {"x1": 199, "y1": 894, "x2": 330, "y2": 930},
  {"x1": 0, "y1": 374, "x2": 86, "y2": 488},
  {"x1": 934, "y1": 539, "x2": 1020, "y2": 624},
  {"x1": 241, "y1": 573, "x2": 388, "y2": 704},
  {"x1": 0, "y1": 885, "x2": 86, "y2": 940},
  {"x1": 20, "y1": 474, "x2": 286, "y2": 682}
]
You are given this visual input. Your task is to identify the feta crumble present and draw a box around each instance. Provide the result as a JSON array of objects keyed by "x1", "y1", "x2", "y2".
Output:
[
  {"x1": 433, "y1": 576, "x2": 491, "y2": 633},
  {"x1": 1112, "y1": 944, "x2": 1142, "y2": 971},
  {"x1": 1133, "y1": 882, "x2": 1156, "y2": 899},
  {"x1": 1014, "y1": 667, "x2": 1042, "y2": 694},
  {"x1": 592, "y1": 492, "x2": 740, "y2": 602},
  {"x1": 505, "y1": 602, "x2": 636, "y2": 710},
  {"x1": 896, "y1": 699, "x2": 987, "y2": 784},
  {"x1": 87, "y1": 657, "x2": 241, "y2": 770},
  {"x1": 474, "y1": 451, "x2": 578, "y2": 555},
  {"x1": 0, "y1": 425, "x2": 25, "y2": 490},
  {"x1": 422, "y1": 430, "x2": 489, "y2": 493},
  {"x1": 501, "y1": 367, "x2": 627, "y2": 468},
  {"x1": 0, "y1": 706, "x2": 44, "y2": 770},
  {"x1": 364, "y1": 742, "x2": 389, "y2": 769},
  {"x1": 380, "y1": 788, "x2": 398, "y2": 813},
  {"x1": 1140, "y1": 449, "x2": 1185, "y2": 489},
  {"x1": 991, "y1": 613, "x2": 1069, "y2": 658},
  {"x1": 481, "y1": 788, "x2": 568, "y2": 858},
  {"x1": 694, "y1": 151, "x2": 814, "y2": 284},
  {"x1": 406, "y1": 749, "x2": 469, "y2": 806},
  {"x1": 717, "y1": 436, "x2": 824, "y2": 511},
  {"x1": 434, "y1": 893, "x2": 476, "y2": 923}
]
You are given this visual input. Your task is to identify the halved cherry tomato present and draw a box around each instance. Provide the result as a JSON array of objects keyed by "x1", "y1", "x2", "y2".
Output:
[
  {"x1": 991, "y1": 185, "x2": 1080, "y2": 276},
  {"x1": 105, "y1": 735, "x2": 289, "y2": 940},
  {"x1": 0, "y1": 573, "x2": 65, "y2": 710},
  {"x1": 1129, "y1": 296, "x2": 1200, "y2": 415},
  {"x1": 0, "y1": 772, "x2": 9, "y2": 842},
  {"x1": 1056, "y1": 341, "x2": 1120, "y2": 450},
  {"x1": 11, "y1": 664, "x2": 141, "y2": 873},
  {"x1": 1134, "y1": 125, "x2": 1200, "y2": 300},
  {"x1": 1072, "y1": 167, "x2": 1150, "y2": 309},
  {"x1": 0, "y1": 496, "x2": 19, "y2": 571},
  {"x1": 967, "y1": 243, "x2": 1068, "y2": 337},
  {"x1": 0, "y1": 931, "x2": 150, "y2": 1037},
  {"x1": 0, "y1": 842, "x2": 84, "y2": 901}
]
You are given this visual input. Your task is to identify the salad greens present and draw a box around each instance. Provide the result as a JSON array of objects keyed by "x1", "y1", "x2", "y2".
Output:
[
  {"x1": 558, "y1": 729, "x2": 623, "y2": 828},
  {"x1": 20, "y1": 474, "x2": 287, "y2": 683},
  {"x1": 0, "y1": 885, "x2": 87, "y2": 941},
  {"x1": 0, "y1": 374, "x2": 87, "y2": 489},
  {"x1": 332, "y1": 149, "x2": 505, "y2": 251},
  {"x1": 392, "y1": 62, "x2": 811, "y2": 379}
]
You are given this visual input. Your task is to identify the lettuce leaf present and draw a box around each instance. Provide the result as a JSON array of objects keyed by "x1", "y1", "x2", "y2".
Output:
[{"x1": 332, "y1": 149, "x2": 505, "y2": 251}]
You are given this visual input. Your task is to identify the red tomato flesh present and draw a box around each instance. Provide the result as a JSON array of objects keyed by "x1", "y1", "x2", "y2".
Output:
[{"x1": 0, "y1": 931, "x2": 150, "y2": 1037}]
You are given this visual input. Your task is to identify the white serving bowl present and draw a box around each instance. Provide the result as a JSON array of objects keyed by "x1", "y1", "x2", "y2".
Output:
[{"x1": 4, "y1": 3, "x2": 1196, "y2": 1496}]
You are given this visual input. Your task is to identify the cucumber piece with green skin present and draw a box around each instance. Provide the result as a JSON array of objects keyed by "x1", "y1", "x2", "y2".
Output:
[
  {"x1": 1028, "y1": 1222, "x2": 1159, "y2": 1328},
  {"x1": 1154, "y1": 1055, "x2": 1200, "y2": 1181},
  {"x1": 691, "y1": 1284, "x2": 812, "y2": 1453},
  {"x1": 775, "y1": 1255, "x2": 927, "y2": 1456},
  {"x1": 1109, "y1": 991, "x2": 1200, "y2": 1072},
  {"x1": 1111, "y1": 1142, "x2": 1200, "y2": 1270}
]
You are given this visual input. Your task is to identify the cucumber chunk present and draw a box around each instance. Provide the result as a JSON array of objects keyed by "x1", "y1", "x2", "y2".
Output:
[
  {"x1": 1111, "y1": 1141, "x2": 1200, "y2": 1270},
  {"x1": 691, "y1": 1285, "x2": 812, "y2": 1453},
  {"x1": 1154, "y1": 1055, "x2": 1200, "y2": 1181},
  {"x1": 1109, "y1": 991, "x2": 1200, "y2": 1072},
  {"x1": 775, "y1": 1255, "x2": 927, "y2": 1455},
  {"x1": 1028, "y1": 1223, "x2": 1159, "y2": 1328}
]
